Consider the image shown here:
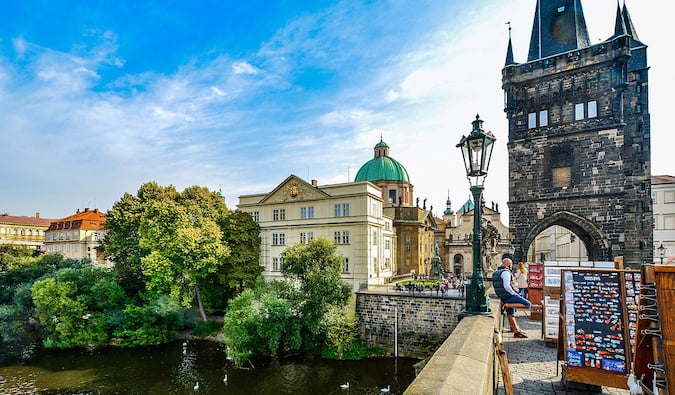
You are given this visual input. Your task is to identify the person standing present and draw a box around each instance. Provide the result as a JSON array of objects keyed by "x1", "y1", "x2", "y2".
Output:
[
  {"x1": 515, "y1": 262, "x2": 529, "y2": 299},
  {"x1": 492, "y1": 258, "x2": 531, "y2": 338}
]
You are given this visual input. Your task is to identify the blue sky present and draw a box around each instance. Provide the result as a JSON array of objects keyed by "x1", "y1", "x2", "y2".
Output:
[{"x1": 1, "y1": 0, "x2": 672, "y2": 222}]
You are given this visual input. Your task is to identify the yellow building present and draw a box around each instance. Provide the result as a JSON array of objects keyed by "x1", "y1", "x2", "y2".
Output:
[
  {"x1": 0, "y1": 213, "x2": 54, "y2": 251},
  {"x1": 44, "y1": 208, "x2": 109, "y2": 266},
  {"x1": 238, "y1": 175, "x2": 395, "y2": 291}
]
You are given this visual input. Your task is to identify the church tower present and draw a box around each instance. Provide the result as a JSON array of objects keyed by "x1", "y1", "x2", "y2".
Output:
[{"x1": 503, "y1": 1, "x2": 651, "y2": 267}]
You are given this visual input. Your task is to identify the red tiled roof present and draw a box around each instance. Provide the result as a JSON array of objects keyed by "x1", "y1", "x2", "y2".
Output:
[
  {"x1": 0, "y1": 214, "x2": 54, "y2": 227},
  {"x1": 652, "y1": 175, "x2": 675, "y2": 185},
  {"x1": 47, "y1": 208, "x2": 106, "y2": 231}
]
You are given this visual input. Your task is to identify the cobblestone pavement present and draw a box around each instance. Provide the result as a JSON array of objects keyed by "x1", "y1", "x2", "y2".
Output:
[{"x1": 496, "y1": 313, "x2": 630, "y2": 395}]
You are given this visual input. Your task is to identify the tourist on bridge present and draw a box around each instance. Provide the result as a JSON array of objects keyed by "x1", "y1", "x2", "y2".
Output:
[{"x1": 493, "y1": 258, "x2": 531, "y2": 338}]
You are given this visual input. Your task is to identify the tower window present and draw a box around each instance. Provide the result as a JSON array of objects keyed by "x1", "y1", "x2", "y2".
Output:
[
  {"x1": 528, "y1": 112, "x2": 537, "y2": 128},
  {"x1": 539, "y1": 110, "x2": 549, "y2": 127},
  {"x1": 575, "y1": 103, "x2": 584, "y2": 120}
]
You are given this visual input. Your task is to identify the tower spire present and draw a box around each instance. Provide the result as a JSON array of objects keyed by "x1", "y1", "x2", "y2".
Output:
[
  {"x1": 527, "y1": 0, "x2": 590, "y2": 61},
  {"x1": 505, "y1": 21, "x2": 515, "y2": 66}
]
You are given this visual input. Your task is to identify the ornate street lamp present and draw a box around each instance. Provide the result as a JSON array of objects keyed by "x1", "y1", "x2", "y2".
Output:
[
  {"x1": 457, "y1": 114, "x2": 496, "y2": 315},
  {"x1": 658, "y1": 242, "x2": 666, "y2": 264}
]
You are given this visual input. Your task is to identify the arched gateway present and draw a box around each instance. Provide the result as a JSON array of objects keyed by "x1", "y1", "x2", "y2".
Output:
[{"x1": 503, "y1": 1, "x2": 653, "y2": 267}]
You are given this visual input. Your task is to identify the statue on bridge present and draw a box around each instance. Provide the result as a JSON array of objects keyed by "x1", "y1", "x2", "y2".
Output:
[{"x1": 430, "y1": 239, "x2": 444, "y2": 279}]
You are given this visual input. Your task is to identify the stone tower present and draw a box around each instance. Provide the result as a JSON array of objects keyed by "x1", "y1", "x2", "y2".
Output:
[{"x1": 503, "y1": 1, "x2": 652, "y2": 267}]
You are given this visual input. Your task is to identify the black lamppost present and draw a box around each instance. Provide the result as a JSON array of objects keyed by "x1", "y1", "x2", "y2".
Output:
[
  {"x1": 457, "y1": 114, "x2": 496, "y2": 315},
  {"x1": 658, "y1": 242, "x2": 666, "y2": 264}
]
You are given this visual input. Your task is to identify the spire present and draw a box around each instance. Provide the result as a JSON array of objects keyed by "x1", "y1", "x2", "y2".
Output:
[
  {"x1": 611, "y1": 1, "x2": 627, "y2": 39},
  {"x1": 505, "y1": 21, "x2": 515, "y2": 66},
  {"x1": 622, "y1": 2, "x2": 642, "y2": 45},
  {"x1": 444, "y1": 190, "x2": 454, "y2": 215},
  {"x1": 527, "y1": 0, "x2": 590, "y2": 61}
]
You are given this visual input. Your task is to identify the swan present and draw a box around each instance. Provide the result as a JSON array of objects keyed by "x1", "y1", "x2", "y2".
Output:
[
  {"x1": 193, "y1": 382, "x2": 199, "y2": 391},
  {"x1": 381, "y1": 385, "x2": 390, "y2": 393},
  {"x1": 223, "y1": 374, "x2": 228, "y2": 383},
  {"x1": 340, "y1": 381, "x2": 350, "y2": 389}
]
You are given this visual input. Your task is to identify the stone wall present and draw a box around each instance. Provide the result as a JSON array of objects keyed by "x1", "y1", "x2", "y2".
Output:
[{"x1": 355, "y1": 291, "x2": 465, "y2": 358}]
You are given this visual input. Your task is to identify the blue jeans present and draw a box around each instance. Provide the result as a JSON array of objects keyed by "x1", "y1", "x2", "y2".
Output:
[{"x1": 503, "y1": 294, "x2": 531, "y2": 316}]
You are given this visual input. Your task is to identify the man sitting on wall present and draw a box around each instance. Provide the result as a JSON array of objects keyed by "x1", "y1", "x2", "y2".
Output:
[{"x1": 492, "y1": 258, "x2": 531, "y2": 338}]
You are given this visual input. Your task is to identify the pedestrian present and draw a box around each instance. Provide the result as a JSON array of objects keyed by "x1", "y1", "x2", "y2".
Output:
[
  {"x1": 515, "y1": 262, "x2": 529, "y2": 299},
  {"x1": 492, "y1": 258, "x2": 531, "y2": 338}
]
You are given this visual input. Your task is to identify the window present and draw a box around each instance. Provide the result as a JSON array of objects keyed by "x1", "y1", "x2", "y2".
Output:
[
  {"x1": 370, "y1": 202, "x2": 381, "y2": 216},
  {"x1": 575, "y1": 103, "x2": 584, "y2": 120},
  {"x1": 665, "y1": 191, "x2": 675, "y2": 204},
  {"x1": 588, "y1": 101, "x2": 597, "y2": 118},
  {"x1": 528, "y1": 112, "x2": 536, "y2": 128},
  {"x1": 385, "y1": 257, "x2": 391, "y2": 269},
  {"x1": 250, "y1": 211, "x2": 260, "y2": 222},
  {"x1": 388, "y1": 190, "x2": 396, "y2": 204},
  {"x1": 664, "y1": 215, "x2": 675, "y2": 230},
  {"x1": 334, "y1": 231, "x2": 349, "y2": 244},
  {"x1": 273, "y1": 209, "x2": 286, "y2": 221},
  {"x1": 343, "y1": 257, "x2": 349, "y2": 273},
  {"x1": 372, "y1": 231, "x2": 378, "y2": 245},
  {"x1": 272, "y1": 233, "x2": 286, "y2": 245},
  {"x1": 539, "y1": 110, "x2": 548, "y2": 127},
  {"x1": 385, "y1": 239, "x2": 391, "y2": 250},
  {"x1": 74, "y1": 245, "x2": 78, "y2": 253},
  {"x1": 272, "y1": 257, "x2": 281, "y2": 271},
  {"x1": 300, "y1": 206, "x2": 314, "y2": 219},
  {"x1": 334, "y1": 203, "x2": 350, "y2": 217},
  {"x1": 300, "y1": 232, "x2": 314, "y2": 243}
]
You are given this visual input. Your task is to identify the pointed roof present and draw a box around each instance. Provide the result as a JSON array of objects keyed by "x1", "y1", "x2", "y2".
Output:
[
  {"x1": 622, "y1": 3, "x2": 643, "y2": 46},
  {"x1": 611, "y1": 2, "x2": 627, "y2": 39},
  {"x1": 457, "y1": 199, "x2": 474, "y2": 214},
  {"x1": 505, "y1": 23, "x2": 515, "y2": 66},
  {"x1": 527, "y1": 0, "x2": 590, "y2": 61}
]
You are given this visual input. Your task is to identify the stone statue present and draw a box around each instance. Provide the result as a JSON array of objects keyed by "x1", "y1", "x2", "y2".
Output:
[{"x1": 430, "y1": 239, "x2": 444, "y2": 279}]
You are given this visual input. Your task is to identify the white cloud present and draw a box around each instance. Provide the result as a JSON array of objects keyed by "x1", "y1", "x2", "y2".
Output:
[{"x1": 232, "y1": 61, "x2": 259, "y2": 75}]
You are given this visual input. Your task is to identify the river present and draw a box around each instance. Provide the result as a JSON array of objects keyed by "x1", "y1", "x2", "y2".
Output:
[{"x1": 0, "y1": 340, "x2": 418, "y2": 394}]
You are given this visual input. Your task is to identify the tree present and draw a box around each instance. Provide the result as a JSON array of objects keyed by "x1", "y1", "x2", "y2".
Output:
[
  {"x1": 281, "y1": 238, "x2": 352, "y2": 348},
  {"x1": 136, "y1": 186, "x2": 232, "y2": 322}
]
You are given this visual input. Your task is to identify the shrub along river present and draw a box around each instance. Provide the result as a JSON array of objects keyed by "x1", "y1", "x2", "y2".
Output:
[{"x1": 0, "y1": 340, "x2": 418, "y2": 394}]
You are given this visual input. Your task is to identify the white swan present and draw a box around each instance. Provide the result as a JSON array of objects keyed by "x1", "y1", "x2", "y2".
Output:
[
  {"x1": 223, "y1": 374, "x2": 228, "y2": 383},
  {"x1": 193, "y1": 382, "x2": 199, "y2": 391},
  {"x1": 381, "y1": 384, "x2": 390, "y2": 393},
  {"x1": 340, "y1": 381, "x2": 350, "y2": 389}
]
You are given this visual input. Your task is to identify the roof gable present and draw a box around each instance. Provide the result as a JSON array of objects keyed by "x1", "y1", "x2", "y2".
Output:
[{"x1": 259, "y1": 175, "x2": 330, "y2": 204}]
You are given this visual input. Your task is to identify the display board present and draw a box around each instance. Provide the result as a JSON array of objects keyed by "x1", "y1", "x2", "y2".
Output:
[
  {"x1": 558, "y1": 269, "x2": 636, "y2": 389},
  {"x1": 528, "y1": 263, "x2": 543, "y2": 320}
]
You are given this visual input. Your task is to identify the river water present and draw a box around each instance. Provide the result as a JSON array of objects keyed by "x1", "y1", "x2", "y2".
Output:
[{"x1": 0, "y1": 340, "x2": 418, "y2": 394}]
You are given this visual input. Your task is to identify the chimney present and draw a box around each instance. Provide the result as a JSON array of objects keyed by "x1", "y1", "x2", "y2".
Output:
[
  {"x1": 84, "y1": 208, "x2": 90, "y2": 212},
  {"x1": 36, "y1": 212, "x2": 40, "y2": 218},
  {"x1": 312, "y1": 179, "x2": 318, "y2": 187}
]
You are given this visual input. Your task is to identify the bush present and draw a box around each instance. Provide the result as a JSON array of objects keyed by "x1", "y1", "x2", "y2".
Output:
[{"x1": 193, "y1": 320, "x2": 222, "y2": 337}]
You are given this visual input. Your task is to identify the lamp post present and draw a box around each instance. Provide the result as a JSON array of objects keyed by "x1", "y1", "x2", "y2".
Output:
[
  {"x1": 658, "y1": 242, "x2": 666, "y2": 264},
  {"x1": 457, "y1": 114, "x2": 496, "y2": 315}
]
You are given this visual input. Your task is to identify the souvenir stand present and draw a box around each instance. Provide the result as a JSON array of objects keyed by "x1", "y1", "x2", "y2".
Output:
[
  {"x1": 632, "y1": 264, "x2": 674, "y2": 394},
  {"x1": 527, "y1": 262, "x2": 543, "y2": 320},
  {"x1": 557, "y1": 268, "x2": 640, "y2": 390}
]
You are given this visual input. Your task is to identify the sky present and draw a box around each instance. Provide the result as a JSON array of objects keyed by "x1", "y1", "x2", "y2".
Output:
[{"x1": 1, "y1": 0, "x2": 673, "y2": 222}]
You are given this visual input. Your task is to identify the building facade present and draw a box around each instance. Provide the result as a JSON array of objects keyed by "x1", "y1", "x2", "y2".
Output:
[
  {"x1": 44, "y1": 208, "x2": 109, "y2": 266},
  {"x1": 237, "y1": 175, "x2": 395, "y2": 291},
  {"x1": 652, "y1": 175, "x2": 675, "y2": 263},
  {"x1": 0, "y1": 213, "x2": 53, "y2": 251},
  {"x1": 441, "y1": 198, "x2": 510, "y2": 276},
  {"x1": 504, "y1": 1, "x2": 652, "y2": 267}
]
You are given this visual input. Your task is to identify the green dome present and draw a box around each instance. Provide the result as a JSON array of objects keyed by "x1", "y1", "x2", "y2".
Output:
[{"x1": 355, "y1": 140, "x2": 410, "y2": 183}]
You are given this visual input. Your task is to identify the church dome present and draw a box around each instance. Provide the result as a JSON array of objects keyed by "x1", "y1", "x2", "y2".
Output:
[{"x1": 354, "y1": 139, "x2": 410, "y2": 183}]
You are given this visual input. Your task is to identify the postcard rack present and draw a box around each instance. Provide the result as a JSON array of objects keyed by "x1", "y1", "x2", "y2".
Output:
[{"x1": 632, "y1": 264, "x2": 673, "y2": 395}]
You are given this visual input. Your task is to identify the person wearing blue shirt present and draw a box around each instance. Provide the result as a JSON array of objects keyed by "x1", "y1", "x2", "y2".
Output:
[{"x1": 492, "y1": 258, "x2": 531, "y2": 338}]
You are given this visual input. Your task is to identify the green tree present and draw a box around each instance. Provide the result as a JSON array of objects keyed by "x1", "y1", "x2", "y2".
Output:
[
  {"x1": 281, "y1": 238, "x2": 352, "y2": 347},
  {"x1": 138, "y1": 190, "x2": 231, "y2": 322}
]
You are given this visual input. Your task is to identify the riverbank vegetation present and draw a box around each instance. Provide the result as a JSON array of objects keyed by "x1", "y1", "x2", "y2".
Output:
[{"x1": 1, "y1": 182, "x2": 379, "y2": 366}]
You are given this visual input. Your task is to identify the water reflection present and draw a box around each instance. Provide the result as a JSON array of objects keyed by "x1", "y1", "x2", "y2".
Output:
[{"x1": 0, "y1": 340, "x2": 417, "y2": 394}]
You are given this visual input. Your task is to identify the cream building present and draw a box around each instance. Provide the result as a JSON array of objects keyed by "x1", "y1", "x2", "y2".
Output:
[
  {"x1": 0, "y1": 213, "x2": 53, "y2": 251},
  {"x1": 44, "y1": 208, "x2": 109, "y2": 266},
  {"x1": 238, "y1": 175, "x2": 395, "y2": 291},
  {"x1": 653, "y1": 175, "x2": 675, "y2": 264}
]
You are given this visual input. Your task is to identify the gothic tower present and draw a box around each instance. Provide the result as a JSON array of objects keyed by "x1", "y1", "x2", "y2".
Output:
[{"x1": 503, "y1": 1, "x2": 651, "y2": 267}]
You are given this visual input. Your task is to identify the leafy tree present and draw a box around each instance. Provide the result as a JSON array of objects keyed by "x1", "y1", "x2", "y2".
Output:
[
  {"x1": 281, "y1": 238, "x2": 352, "y2": 348},
  {"x1": 112, "y1": 296, "x2": 187, "y2": 346},
  {"x1": 103, "y1": 182, "x2": 178, "y2": 300},
  {"x1": 138, "y1": 189, "x2": 231, "y2": 322},
  {"x1": 31, "y1": 266, "x2": 128, "y2": 349}
]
